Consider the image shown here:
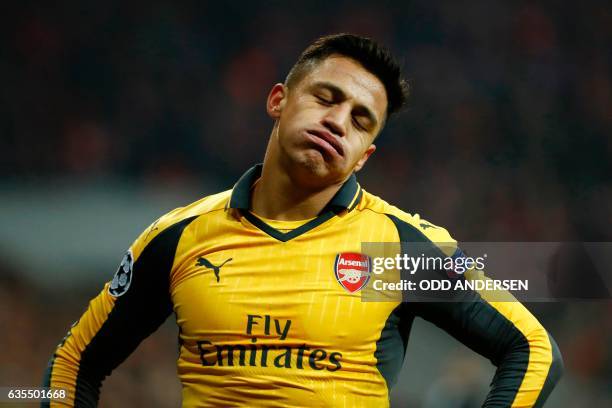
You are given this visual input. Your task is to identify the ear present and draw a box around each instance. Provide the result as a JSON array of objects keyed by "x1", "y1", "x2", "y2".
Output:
[
  {"x1": 266, "y1": 83, "x2": 287, "y2": 120},
  {"x1": 354, "y1": 144, "x2": 376, "y2": 172}
]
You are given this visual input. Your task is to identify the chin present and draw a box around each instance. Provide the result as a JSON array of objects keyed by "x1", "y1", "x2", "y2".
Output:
[{"x1": 286, "y1": 150, "x2": 341, "y2": 187}]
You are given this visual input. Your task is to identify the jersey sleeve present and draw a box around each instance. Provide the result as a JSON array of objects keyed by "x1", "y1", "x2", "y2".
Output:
[
  {"x1": 409, "y1": 287, "x2": 563, "y2": 407},
  {"x1": 386, "y1": 213, "x2": 563, "y2": 408},
  {"x1": 41, "y1": 214, "x2": 197, "y2": 407}
]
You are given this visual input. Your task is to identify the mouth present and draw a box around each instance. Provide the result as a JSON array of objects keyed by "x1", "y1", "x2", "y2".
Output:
[{"x1": 304, "y1": 129, "x2": 344, "y2": 158}]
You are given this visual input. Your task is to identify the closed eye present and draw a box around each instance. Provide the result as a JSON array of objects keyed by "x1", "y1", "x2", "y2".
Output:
[
  {"x1": 352, "y1": 117, "x2": 366, "y2": 131},
  {"x1": 315, "y1": 95, "x2": 332, "y2": 105}
]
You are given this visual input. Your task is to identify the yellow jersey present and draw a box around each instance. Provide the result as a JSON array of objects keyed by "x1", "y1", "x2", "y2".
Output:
[{"x1": 43, "y1": 165, "x2": 562, "y2": 407}]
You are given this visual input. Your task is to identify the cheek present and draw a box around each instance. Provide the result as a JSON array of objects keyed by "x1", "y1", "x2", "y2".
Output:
[
  {"x1": 347, "y1": 134, "x2": 368, "y2": 154},
  {"x1": 280, "y1": 108, "x2": 315, "y2": 136},
  {"x1": 345, "y1": 139, "x2": 371, "y2": 166}
]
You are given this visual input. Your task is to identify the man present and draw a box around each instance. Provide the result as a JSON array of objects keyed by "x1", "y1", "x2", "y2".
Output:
[{"x1": 43, "y1": 34, "x2": 562, "y2": 407}]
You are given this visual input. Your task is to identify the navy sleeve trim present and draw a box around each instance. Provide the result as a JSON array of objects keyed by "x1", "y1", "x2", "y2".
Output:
[
  {"x1": 385, "y1": 213, "x2": 531, "y2": 406},
  {"x1": 73, "y1": 216, "x2": 197, "y2": 406},
  {"x1": 533, "y1": 332, "x2": 564, "y2": 408}
]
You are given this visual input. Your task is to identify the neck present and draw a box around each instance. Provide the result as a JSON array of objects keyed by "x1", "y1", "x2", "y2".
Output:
[{"x1": 251, "y1": 161, "x2": 343, "y2": 221}]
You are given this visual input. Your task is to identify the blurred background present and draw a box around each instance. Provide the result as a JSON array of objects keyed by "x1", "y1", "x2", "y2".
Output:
[{"x1": 1, "y1": 0, "x2": 610, "y2": 406}]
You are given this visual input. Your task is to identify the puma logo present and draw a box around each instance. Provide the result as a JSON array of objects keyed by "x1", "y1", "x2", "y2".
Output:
[
  {"x1": 420, "y1": 223, "x2": 438, "y2": 230},
  {"x1": 196, "y1": 257, "x2": 233, "y2": 282},
  {"x1": 144, "y1": 219, "x2": 160, "y2": 242}
]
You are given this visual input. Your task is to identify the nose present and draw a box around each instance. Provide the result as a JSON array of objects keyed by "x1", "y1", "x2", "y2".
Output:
[{"x1": 321, "y1": 103, "x2": 350, "y2": 137}]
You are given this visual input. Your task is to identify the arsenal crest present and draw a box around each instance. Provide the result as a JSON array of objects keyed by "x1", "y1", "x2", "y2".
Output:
[{"x1": 334, "y1": 253, "x2": 371, "y2": 293}]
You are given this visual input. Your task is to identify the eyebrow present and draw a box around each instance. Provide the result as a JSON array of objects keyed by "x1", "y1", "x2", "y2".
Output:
[{"x1": 312, "y1": 81, "x2": 380, "y2": 130}]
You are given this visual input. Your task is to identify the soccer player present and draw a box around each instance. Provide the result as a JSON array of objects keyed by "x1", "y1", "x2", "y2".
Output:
[{"x1": 43, "y1": 34, "x2": 562, "y2": 407}]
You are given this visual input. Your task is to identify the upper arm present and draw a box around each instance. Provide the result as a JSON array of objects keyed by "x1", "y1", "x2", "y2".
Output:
[
  {"x1": 43, "y1": 215, "x2": 197, "y2": 407},
  {"x1": 385, "y1": 212, "x2": 563, "y2": 407},
  {"x1": 412, "y1": 294, "x2": 562, "y2": 407}
]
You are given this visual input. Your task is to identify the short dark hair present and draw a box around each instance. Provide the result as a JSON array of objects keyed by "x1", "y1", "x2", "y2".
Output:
[{"x1": 285, "y1": 33, "x2": 409, "y2": 118}]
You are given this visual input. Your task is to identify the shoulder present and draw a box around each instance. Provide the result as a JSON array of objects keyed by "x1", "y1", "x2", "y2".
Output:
[
  {"x1": 130, "y1": 189, "x2": 232, "y2": 259},
  {"x1": 357, "y1": 189, "x2": 457, "y2": 256}
]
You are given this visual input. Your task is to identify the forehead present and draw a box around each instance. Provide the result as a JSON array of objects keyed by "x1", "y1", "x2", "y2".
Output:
[{"x1": 298, "y1": 56, "x2": 388, "y2": 120}]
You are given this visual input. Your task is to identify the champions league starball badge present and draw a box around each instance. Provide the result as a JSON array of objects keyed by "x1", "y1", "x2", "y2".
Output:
[{"x1": 109, "y1": 250, "x2": 134, "y2": 297}]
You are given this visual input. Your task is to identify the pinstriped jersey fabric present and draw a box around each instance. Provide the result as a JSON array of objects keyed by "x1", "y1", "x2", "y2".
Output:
[{"x1": 43, "y1": 165, "x2": 562, "y2": 407}]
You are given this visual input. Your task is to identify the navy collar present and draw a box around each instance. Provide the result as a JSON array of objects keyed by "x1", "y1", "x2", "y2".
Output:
[{"x1": 228, "y1": 164, "x2": 362, "y2": 214}]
